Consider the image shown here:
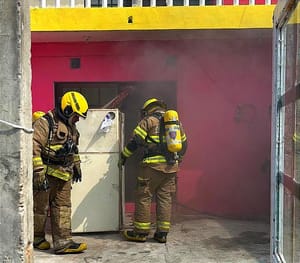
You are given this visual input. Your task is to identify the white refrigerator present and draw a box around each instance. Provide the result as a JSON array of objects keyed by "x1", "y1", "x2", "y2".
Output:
[{"x1": 71, "y1": 109, "x2": 124, "y2": 233}]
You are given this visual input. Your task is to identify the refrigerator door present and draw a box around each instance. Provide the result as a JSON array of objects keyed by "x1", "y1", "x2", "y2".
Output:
[{"x1": 71, "y1": 109, "x2": 123, "y2": 233}]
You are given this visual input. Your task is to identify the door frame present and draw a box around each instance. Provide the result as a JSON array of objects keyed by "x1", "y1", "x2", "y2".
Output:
[{"x1": 271, "y1": 0, "x2": 299, "y2": 262}]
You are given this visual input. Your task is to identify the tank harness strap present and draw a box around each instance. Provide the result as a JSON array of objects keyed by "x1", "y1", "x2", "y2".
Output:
[
  {"x1": 150, "y1": 111, "x2": 177, "y2": 165},
  {"x1": 42, "y1": 113, "x2": 55, "y2": 172},
  {"x1": 143, "y1": 112, "x2": 167, "y2": 159},
  {"x1": 42, "y1": 114, "x2": 77, "y2": 167},
  {"x1": 43, "y1": 113, "x2": 54, "y2": 141}
]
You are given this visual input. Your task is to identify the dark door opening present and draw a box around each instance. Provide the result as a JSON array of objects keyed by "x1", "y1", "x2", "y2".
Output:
[{"x1": 55, "y1": 81, "x2": 177, "y2": 202}]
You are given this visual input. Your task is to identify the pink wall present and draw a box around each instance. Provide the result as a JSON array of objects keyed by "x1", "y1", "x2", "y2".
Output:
[{"x1": 32, "y1": 34, "x2": 272, "y2": 220}]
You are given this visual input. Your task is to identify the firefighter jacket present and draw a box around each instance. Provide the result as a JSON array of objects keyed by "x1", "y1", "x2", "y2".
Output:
[
  {"x1": 122, "y1": 110, "x2": 187, "y2": 173},
  {"x1": 32, "y1": 110, "x2": 81, "y2": 181}
]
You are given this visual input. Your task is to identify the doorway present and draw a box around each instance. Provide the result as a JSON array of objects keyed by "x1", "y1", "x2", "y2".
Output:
[
  {"x1": 271, "y1": 2, "x2": 300, "y2": 262},
  {"x1": 55, "y1": 81, "x2": 177, "y2": 202}
]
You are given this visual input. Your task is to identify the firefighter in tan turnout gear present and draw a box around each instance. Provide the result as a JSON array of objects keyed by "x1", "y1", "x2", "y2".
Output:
[
  {"x1": 32, "y1": 91, "x2": 88, "y2": 254},
  {"x1": 119, "y1": 98, "x2": 187, "y2": 243}
]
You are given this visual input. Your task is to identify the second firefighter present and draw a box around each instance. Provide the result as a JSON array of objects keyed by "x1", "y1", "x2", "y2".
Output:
[{"x1": 119, "y1": 98, "x2": 187, "y2": 243}]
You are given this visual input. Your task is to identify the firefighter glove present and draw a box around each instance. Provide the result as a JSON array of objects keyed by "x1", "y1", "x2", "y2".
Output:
[
  {"x1": 33, "y1": 169, "x2": 49, "y2": 191},
  {"x1": 73, "y1": 163, "x2": 82, "y2": 183},
  {"x1": 118, "y1": 153, "x2": 127, "y2": 168}
]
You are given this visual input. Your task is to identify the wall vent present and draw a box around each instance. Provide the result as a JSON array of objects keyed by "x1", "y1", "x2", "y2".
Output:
[{"x1": 70, "y1": 58, "x2": 80, "y2": 69}]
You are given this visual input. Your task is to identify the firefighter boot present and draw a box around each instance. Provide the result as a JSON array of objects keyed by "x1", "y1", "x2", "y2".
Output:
[
  {"x1": 153, "y1": 232, "x2": 168, "y2": 243},
  {"x1": 55, "y1": 240, "x2": 87, "y2": 254},
  {"x1": 33, "y1": 237, "x2": 51, "y2": 250},
  {"x1": 123, "y1": 229, "x2": 147, "y2": 242}
]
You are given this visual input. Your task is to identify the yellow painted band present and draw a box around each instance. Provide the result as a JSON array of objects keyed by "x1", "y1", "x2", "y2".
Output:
[{"x1": 30, "y1": 5, "x2": 275, "y2": 32}]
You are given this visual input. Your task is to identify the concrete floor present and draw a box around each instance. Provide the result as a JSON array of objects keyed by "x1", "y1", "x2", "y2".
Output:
[{"x1": 33, "y1": 215, "x2": 270, "y2": 263}]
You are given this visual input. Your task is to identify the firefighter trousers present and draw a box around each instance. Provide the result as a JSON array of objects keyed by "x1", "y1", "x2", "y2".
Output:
[
  {"x1": 134, "y1": 166, "x2": 176, "y2": 234},
  {"x1": 33, "y1": 175, "x2": 72, "y2": 249}
]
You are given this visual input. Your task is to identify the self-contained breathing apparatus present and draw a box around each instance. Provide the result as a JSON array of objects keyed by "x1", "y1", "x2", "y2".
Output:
[
  {"x1": 42, "y1": 114, "x2": 78, "y2": 167},
  {"x1": 146, "y1": 110, "x2": 182, "y2": 165},
  {"x1": 55, "y1": 139, "x2": 78, "y2": 158}
]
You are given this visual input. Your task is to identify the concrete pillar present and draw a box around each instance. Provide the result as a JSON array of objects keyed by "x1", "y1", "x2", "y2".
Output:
[{"x1": 0, "y1": 0, "x2": 33, "y2": 262}]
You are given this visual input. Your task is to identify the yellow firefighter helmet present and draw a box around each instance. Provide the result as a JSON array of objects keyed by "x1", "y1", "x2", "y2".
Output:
[
  {"x1": 32, "y1": 111, "x2": 45, "y2": 123},
  {"x1": 61, "y1": 91, "x2": 88, "y2": 119},
  {"x1": 142, "y1": 98, "x2": 167, "y2": 113}
]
